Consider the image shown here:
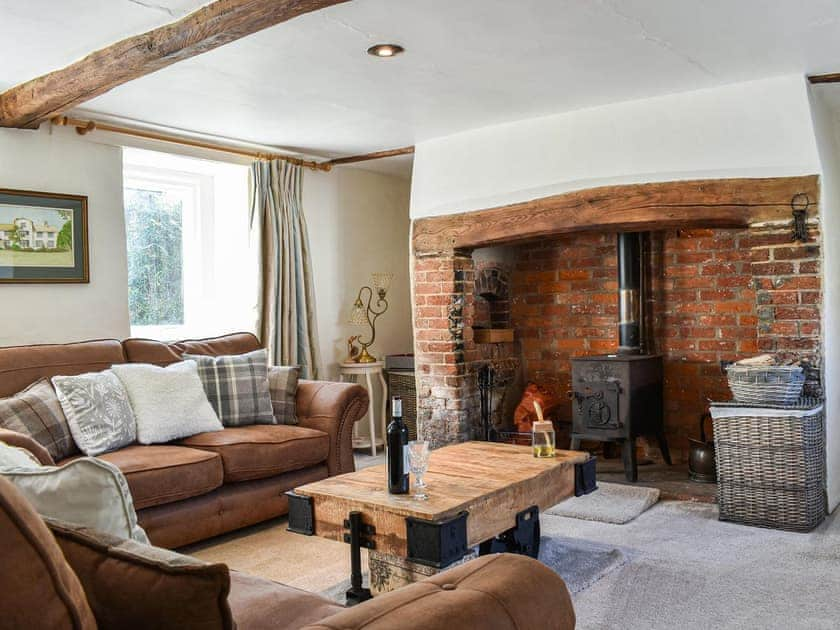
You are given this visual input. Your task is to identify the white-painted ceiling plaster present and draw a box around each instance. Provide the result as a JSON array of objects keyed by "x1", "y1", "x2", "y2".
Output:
[{"x1": 2, "y1": 0, "x2": 840, "y2": 177}]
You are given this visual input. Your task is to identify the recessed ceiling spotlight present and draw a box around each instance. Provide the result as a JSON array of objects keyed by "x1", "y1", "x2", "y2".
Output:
[{"x1": 367, "y1": 44, "x2": 404, "y2": 58}]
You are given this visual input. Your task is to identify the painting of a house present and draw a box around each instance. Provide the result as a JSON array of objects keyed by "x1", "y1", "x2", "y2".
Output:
[
  {"x1": 0, "y1": 217, "x2": 61, "y2": 250},
  {"x1": 0, "y1": 203, "x2": 74, "y2": 268}
]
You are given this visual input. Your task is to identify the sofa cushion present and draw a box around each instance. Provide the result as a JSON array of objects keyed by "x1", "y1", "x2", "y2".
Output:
[
  {"x1": 111, "y1": 361, "x2": 223, "y2": 444},
  {"x1": 49, "y1": 518, "x2": 234, "y2": 630},
  {"x1": 227, "y1": 570, "x2": 342, "y2": 630},
  {"x1": 1, "y1": 452, "x2": 148, "y2": 543},
  {"x1": 184, "y1": 349, "x2": 275, "y2": 427},
  {"x1": 96, "y1": 445, "x2": 224, "y2": 510},
  {"x1": 268, "y1": 365, "x2": 301, "y2": 425},
  {"x1": 180, "y1": 425, "x2": 330, "y2": 483},
  {"x1": 0, "y1": 476, "x2": 97, "y2": 630},
  {"x1": 0, "y1": 338, "x2": 126, "y2": 398},
  {"x1": 0, "y1": 378, "x2": 78, "y2": 461},
  {"x1": 123, "y1": 332, "x2": 262, "y2": 366},
  {"x1": 53, "y1": 370, "x2": 137, "y2": 456}
]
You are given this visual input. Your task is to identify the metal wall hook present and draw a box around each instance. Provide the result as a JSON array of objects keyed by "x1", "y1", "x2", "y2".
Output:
[{"x1": 791, "y1": 193, "x2": 810, "y2": 243}]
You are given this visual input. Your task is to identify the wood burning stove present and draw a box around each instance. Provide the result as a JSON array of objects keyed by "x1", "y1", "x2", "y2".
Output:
[{"x1": 569, "y1": 233, "x2": 671, "y2": 481}]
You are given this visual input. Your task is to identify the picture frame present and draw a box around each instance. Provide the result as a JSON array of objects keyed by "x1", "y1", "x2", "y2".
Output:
[{"x1": 0, "y1": 188, "x2": 89, "y2": 284}]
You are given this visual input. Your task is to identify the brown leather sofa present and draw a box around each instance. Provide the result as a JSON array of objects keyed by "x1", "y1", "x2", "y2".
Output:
[
  {"x1": 0, "y1": 474, "x2": 576, "y2": 630},
  {"x1": 0, "y1": 332, "x2": 369, "y2": 548}
]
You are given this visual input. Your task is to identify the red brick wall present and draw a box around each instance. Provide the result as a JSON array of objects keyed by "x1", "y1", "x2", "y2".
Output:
[
  {"x1": 508, "y1": 226, "x2": 822, "y2": 458},
  {"x1": 412, "y1": 225, "x2": 822, "y2": 456}
]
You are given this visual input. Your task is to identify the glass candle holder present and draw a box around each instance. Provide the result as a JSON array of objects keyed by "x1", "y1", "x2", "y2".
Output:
[{"x1": 532, "y1": 420, "x2": 556, "y2": 458}]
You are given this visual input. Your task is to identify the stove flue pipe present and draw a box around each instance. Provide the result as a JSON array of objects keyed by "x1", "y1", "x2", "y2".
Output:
[{"x1": 617, "y1": 232, "x2": 642, "y2": 354}]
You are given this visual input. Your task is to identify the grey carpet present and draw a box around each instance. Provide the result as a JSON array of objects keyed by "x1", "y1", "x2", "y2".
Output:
[
  {"x1": 538, "y1": 535, "x2": 628, "y2": 594},
  {"x1": 542, "y1": 501, "x2": 840, "y2": 629},
  {"x1": 546, "y1": 482, "x2": 660, "y2": 524}
]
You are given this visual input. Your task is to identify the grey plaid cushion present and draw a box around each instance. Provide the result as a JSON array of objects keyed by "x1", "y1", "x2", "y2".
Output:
[
  {"x1": 267, "y1": 365, "x2": 300, "y2": 425},
  {"x1": 184, "y1": 349, "x2": 274, "y2": 427},
  {"x1": 0, "y1": 378, "x2": 78, "y2": 461}
]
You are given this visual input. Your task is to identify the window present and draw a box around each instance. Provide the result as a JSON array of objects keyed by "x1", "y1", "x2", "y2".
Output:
[{"x1": 123, "y1": 148, "x2": 259, "y2": 340}]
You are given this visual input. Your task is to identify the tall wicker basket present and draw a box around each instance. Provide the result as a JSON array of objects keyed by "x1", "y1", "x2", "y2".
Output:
[{"x1": 710, "y1": 399, "x2": 825, "y2": 532}]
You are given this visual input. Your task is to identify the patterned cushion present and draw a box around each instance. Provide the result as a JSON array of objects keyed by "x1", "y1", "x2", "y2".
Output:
[
  {"x1": 52, "y1": 371, "x2": 137, "y2": 457},
  {"x1": 183, "y1": 349, "x2": 274, "y2": 427},
  {"x1": 0, "y1": 379, "x2": 78, "y2": 461},
  {"x1": 267, "y1": 365, "x2": 300, "y2": 425}
]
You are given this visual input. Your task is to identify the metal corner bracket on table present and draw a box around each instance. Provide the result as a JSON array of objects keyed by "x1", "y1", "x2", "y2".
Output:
[
  {"x1": 575, "y1": 457, "x2": 598, "y2": 497},
  {"x1": 406, "y1": 511, "x2": 469, "y2": 568}
]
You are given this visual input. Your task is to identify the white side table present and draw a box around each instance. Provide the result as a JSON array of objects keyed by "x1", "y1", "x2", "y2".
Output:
[{"x1": 339, "y1": 361, "x2": 388, "y2": 456}]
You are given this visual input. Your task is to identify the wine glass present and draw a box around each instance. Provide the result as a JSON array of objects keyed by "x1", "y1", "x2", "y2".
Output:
[{"x1": 408, "y1": 440, "x2": 430, "y2": 501}]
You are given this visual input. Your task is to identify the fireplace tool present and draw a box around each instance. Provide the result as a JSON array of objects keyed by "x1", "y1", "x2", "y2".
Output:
[{"x1": 478, "y1": 364, "x2": 497, "y2": 442}]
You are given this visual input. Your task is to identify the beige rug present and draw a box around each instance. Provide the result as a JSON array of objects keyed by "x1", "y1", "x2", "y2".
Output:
[{"x1": 182, "y1": 517, "x2": 365, "y2": 594}]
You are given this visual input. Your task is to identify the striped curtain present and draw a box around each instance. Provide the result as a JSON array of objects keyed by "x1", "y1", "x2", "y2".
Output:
[{"x1": 249, "y1": 160, "x2": 321, "y2": 379}]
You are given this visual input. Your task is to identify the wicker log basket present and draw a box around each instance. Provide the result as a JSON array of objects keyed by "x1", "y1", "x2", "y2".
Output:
[
  {"x1": 710, "y1": 399, "x2": 825, "y2": 532},
  {"x1": 725, "y1": 364, "x2": 805, "y2": 406}
]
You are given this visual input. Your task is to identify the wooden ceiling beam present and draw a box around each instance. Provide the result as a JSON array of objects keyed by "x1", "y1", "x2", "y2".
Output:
[{"x1": 0, "y1": 0, "x2": 351, "y2": 129}]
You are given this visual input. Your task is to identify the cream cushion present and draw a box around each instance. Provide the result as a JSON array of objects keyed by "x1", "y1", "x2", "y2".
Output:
[
  {"x1": 0, "y1": 441, "x2": 42, "y2": 468},
  {"x1": 112, "y1": 360, "x2": 223, "y2": 444},
  {"x1": 0, "y1": 442, "x2": 148, "y2": 543}
]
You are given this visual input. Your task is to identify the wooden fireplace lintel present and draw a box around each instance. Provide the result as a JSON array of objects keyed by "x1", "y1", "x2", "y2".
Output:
[{"x1": 412, "y1": 175, "x2": 820, "y2": 255}]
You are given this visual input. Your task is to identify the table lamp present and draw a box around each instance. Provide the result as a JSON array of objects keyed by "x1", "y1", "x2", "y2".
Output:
[{"x1": 349, "y1": 272, "x2": 393, "y2": 363}]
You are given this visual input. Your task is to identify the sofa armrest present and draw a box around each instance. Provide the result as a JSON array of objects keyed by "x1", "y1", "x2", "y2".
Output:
[
  {"x1": 303, "y1": 553, "x2": 576, "y2": 630},
  {"x1": 295, "y1": 380, "x2": 369, "y2": 476},
  {"x1": 0, "y1": 428, "x2": 54, "y2": 465}
]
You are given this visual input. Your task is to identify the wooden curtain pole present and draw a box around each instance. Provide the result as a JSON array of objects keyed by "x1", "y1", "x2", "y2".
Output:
[
  {"x1": 808, "y1": 72, "x2": 840, "y2": 84},
  {"x1": 50, "y1": 115, "x2": 332, "y2": 171},
  {"x1": 51, "y1": 115, "x2": 414, "y2": 171}
]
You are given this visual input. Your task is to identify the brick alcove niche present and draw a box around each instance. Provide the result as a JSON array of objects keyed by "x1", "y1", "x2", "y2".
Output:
[{"x1": 411, "y1": 175, "x2": 823, "y2": 459}]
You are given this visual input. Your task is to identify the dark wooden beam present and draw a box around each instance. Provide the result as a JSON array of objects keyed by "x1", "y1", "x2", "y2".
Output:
[
  {"x1": 327, "y1": 146, "x2": 415, "y2": 166},
  {"x1": 412, "y1": 176, "x2": 820, "y2": 254},
  {"x1": 0, "y1": 0, "x2": 351, "y2": 129},
  {"x1": 808, "y1": 73, "x2": 840, "y2": 84}
]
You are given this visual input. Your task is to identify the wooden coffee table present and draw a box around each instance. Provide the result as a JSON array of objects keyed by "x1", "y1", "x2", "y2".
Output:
[{"x1": 287, "y1": 441, "x2": 594, "y2": 603}]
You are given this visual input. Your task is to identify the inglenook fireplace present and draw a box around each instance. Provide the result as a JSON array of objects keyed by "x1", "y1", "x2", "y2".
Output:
[{"x1": 411, "y1": 176, "x2": 822, "y2": 469}]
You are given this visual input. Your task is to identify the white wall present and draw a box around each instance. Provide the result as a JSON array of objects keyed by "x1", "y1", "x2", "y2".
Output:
[
  {"x1": 0, "y1": 126, "x2": 130, "y2": 345},
  {"x1": 304, "y1": 166, "x2": 413, "y2": 379},
  {"x1": 411, "y1": 75, "x2": 821, "y2": 218},
  {"x1": 808, "y1": 88, "x2": 840, "y2": 511},
  {"x1": 304, "y1": 166, "x2": 413, "y2": 444}
]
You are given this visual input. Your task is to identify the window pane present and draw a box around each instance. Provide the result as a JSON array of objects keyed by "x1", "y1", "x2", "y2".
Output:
[{"x1": 124, "y1": 187, "x2": 184, "y2": 326}]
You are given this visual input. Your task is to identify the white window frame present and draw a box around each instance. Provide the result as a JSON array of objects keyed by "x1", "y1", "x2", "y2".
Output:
[{"x1": 124, "y1": 165, "x2": 215, "y2": 341}]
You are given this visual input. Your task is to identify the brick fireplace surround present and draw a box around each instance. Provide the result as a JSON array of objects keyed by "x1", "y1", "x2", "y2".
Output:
[{"x1": 411, "y1": 176, "x2": 823, "y2": 459}]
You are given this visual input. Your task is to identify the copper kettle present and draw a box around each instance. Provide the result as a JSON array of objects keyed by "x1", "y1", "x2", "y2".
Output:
[{"x1": 688, "y1": 412, "x2": 716, "y2": 483}]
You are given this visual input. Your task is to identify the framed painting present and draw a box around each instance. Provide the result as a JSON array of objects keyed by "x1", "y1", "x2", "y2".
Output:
[{"x1": 0, "y1": 188, "x2": 89, "y2": 284}]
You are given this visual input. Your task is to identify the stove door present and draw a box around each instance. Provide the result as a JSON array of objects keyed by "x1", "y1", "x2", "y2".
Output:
[{"x1": 573, "y1": 380, "x2": 621, "y2": 432}]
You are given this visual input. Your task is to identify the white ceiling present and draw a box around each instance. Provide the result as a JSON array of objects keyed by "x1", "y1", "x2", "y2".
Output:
[{"x1": 2, "y1": 0, "x2": 840, "y2": 177}]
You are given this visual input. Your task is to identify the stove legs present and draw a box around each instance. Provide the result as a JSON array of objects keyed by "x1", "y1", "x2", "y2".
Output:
[{"x1": 621, "y1": 439, "x2": 638, "y2": 482}]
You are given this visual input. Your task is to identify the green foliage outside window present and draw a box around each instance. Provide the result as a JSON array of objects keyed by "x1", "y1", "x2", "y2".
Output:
[{"x1": 124, "y1": 188, "x2": 184, "y2": 326}]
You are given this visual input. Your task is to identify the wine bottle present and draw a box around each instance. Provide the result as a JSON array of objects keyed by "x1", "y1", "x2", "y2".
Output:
[{"x1": 387, "y1": 395, "x2": 409, "y2": 494}]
